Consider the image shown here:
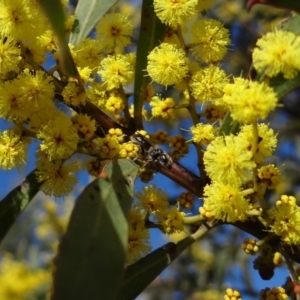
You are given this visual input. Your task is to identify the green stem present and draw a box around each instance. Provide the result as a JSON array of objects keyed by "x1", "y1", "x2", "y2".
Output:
[
  {"x1": 119, "y1": 86, "x2": 131, "y2": 126},
  {"x1": 183, "y1": 214, "x2": 204, "y2": 224},
  {"x1": 240, "y1": 188, "x2": 255, "y2": 197},
  {"x1": 176, "y1": 103, "x2": 190, "y2": 110},
  {"x1": 246, "y1": 209, "x2": 261, "y2": 216},
  {"x1": 184, "y1": 78, "x2": 204, "y2": 177},
  {"x1": 256, "y1": 234, "x2": 273, "y2": 247},
  {"x1": 191, "y1": 223, "x2": 211, "y2": 240},
  {"x1": 258, "y1": 216, "x2": 269, "y2": 228}
]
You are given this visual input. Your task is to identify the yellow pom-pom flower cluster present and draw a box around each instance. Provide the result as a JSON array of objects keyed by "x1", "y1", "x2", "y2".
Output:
[
  {"x1": 253, "y1": 30, "x2": 300, "y2": 79},
  {"x1": 202, "y1": 182, "x2": 250, "y2": 222},
  {"x1": 259, "y1": 287, "x2": 288, "y2": 300},
  {"x1": 268, "y1": 195, "x2": 300, "y2": 245},
  {"x1": 177, "y1": 192, "x2": 194, "y2": 208},
  {"x1": 0, "y1": 127, "x2": 30, "y2": 170},
  {"x1": 150, "y1": 129, "x2": 168, "y2": 144},
  {"x1": 258, "y1": 164, "x2": 281, "y2": 190},
  {"x1": 222, "y1": 78, "x2": 278, "y2": 124},
  {"x1": 150, "y1": 96, "x2": 177, "y2": 119},
  {"x1": 71, "y1": 114, "x2": 96, "y2": 141},
  {"x1": 204, "y1": 135, "x2": 255, "y2": 187},
  {"x1": 126, "y1": 207, "x2": 151, "y2": 264},
  {"x1": 98, "y1": 54, "x2": 135, "y2": 90},
  {"x1": 190, "y1": 19, "x2": 230, "y2": 63},
  {"x1": 96, "y1": 13, "x2": 133, "y2": 52},
  {"x1": 119, "y1": 142, "x2": 140, "y2": 159},
  {"x1": 37, "y1": 114, "x2": 79, "y2": 160},
  {"x1": 190, "y1": 123, "x2": 216, "y2": 145},
  {"x1": 0, "y1": 253, "x2": 50, "y2": 300},
  {"x1": 92, "y1": 136, "x2": 120, "y2": 160},
  {"x1": 0, "y1": 34, "x2": 21, "y2": 76},
  {"x1": 35, "y1": 158, "x2": 78, "y2": 197},
  {"x1": 242, "y1": 238, "x2": 259, "y2": 255},
  {"x1": 169, "y1": 134, "x2": 189, "y2": 154},
  {"x1": 147, "y1": 43, "x2": 188, "y2": 87},
  {"x1": 153, "y1": 0, "x2": 198, "y2": 28},
  {"x1": 224, "y1": 288, "x2": 242, "y2": 300},
  {"x1": 189, "y1": 65, "x2": 229, "y2": 102},
  {"x1": 136, "y1": 185, "x2": 184, "y2": 235},
  {"x1": 238, "y1": 124, "x2": 277, "y2": 165}
]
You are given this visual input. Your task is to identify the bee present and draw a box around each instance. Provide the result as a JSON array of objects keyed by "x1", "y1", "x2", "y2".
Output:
[{"x1": 130, "y1": 133, "x2": 173, "y2": 169}]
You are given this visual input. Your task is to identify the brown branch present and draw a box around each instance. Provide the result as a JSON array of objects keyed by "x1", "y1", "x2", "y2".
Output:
[
  {"x1": 158, "y1": 162, "x2": 206, "y2": 197},
  {"x1": 54, "y1": 92, "x2": 207, "y2": 197},
  {"x1": 227, "y1": 220, "x2": 300, "y2": 264}
]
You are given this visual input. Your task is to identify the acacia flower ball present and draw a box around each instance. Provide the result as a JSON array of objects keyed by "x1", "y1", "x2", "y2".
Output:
[
  {"x1": 253, "y1": 30, "x2": 300, "y2": 79},
  {"x1": 204, "y1": 103, "x2": 227, "y2": 123},
  {"x1": 190, "y1": 123, "x2": 216, "y2": 145},
  {"x1": 107, "y1": 128, "x2": 124, "y2": 142},
  {"x1": 190, "y1": 19, "x2": 230, "y2": 63},
  {"x1": 73, "y1": 38, "x2": 103, "y2": 70},
  {"x1": 157, "y1": 207, "x2": 184, "y2": 234},
  {"x1": 0, "y1": 0, "x2": 35, "y2": 40},
  {"x1": 154, "y1": 0, "x2": 198, "y2": 28},
  {"x1": 0, "y1": 127, "x2": 29, "y2": 170},
  {"x1": 0, "y1": 79, "x2": 32, "y2": 122},
  {"x1": 35, "y1": 159, "x2": 78, "y2": 197},
  {"x1": 268, "y1": 195, "x2": 300, "y2": 245},
  {"x1": 71, "y1": 114, "x2": 96, "y2": 141},
  {"x1": 168, "y1": 135, "x2": 189, "y2": 154},
  {"x1": 189, "y1": 65, "x2": 229, "y2": 102},
  {"x1": 17, "y1": 69, "x2": 55, "y2": 111},
  {"x1": 203, "y1": 182, "x2": 250, "y2": 223},
  {"x1": 95, "y1": 136, "x2": 120, "y2": 159},
  {"x1": 204, "y1": 135, "x2": 255, "y2": 186},
  {"x1": 147, "y1": 43, "x2": 188, "y2": 87},
  {"x1": 62, "y1": 82, "x2": 86, "y2": 106},
  {"x1": 127, "y1": 207, "x2": 151, "y2": 264},
  {"x1": 119, "y1": 142, "x2": 139, "y2": 159},
  {"x1": 0, "y1": 34, "x2": 21, "y2": 76},
  {"x1": 225, "y1": 289, "x2": 242, "y2": 300},
  {"x1": 238, "y1": 123, "x2": 277, "y2": 165},
  {"x1": 96, "y1": 13, "x2": 133, "y2": 51},
  {"x1": 150, "y1": 96, "x2": 176, "y2": 119},
  {"x1": 105, "y1": 96, "x2": 125, "y2": 115},
  {"x1": 37, "y1": 30, "x2": 57, "y2": 52},
  {"x1": 0, "y1": 254, "x2": 50, "y2": 297},
  {"x1": 259, "y1": 287, "x2": 287, "y2": 300},
  {"x1": 258, "y1": 164, "x2": 281, "y2": 189},
  {"x1": 222, "y1": 78, "x2": 278, "y2": 124},
  {"x1": 37, "y1": 114, "x2": 79, "y2": 160},
  {"x1": 135, "y1": 185, "x2": 169, "y2": 213},
  {"x1": 98, "y1": 54, "x2": 134, "y2": 90}
]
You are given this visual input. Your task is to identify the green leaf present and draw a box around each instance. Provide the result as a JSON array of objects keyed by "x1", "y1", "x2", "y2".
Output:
[
  {"x1": 51, "y1": 160, "x2": 139, "y2": 300},
  {"x1": 133, "y1": 0, "x2": 167, "y2": 128},
  {"x1": 117, "y1": 237, "x2": 195, "y2": 300},
  {"x1": 0, "y1": 170, "x2": 41, "y2": 243},
  {"x1": 69, "y1": 0, "x2": 118, "y2": 46},
  {"x1": 248, "y1": 0, "x2": 300, "y2": 14},
  {"x1": 37, "y1": 0, "x2": 80, "y2": 79},
  {"x1": 219, "y1": 113, "x2": 240, "y2": 136},
  {"x1": 282, "y1": 13, "x2": 300, "y2": 35},
  {"x1": 269, "y1": 73, "x2": 300, "y2": 99}
]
